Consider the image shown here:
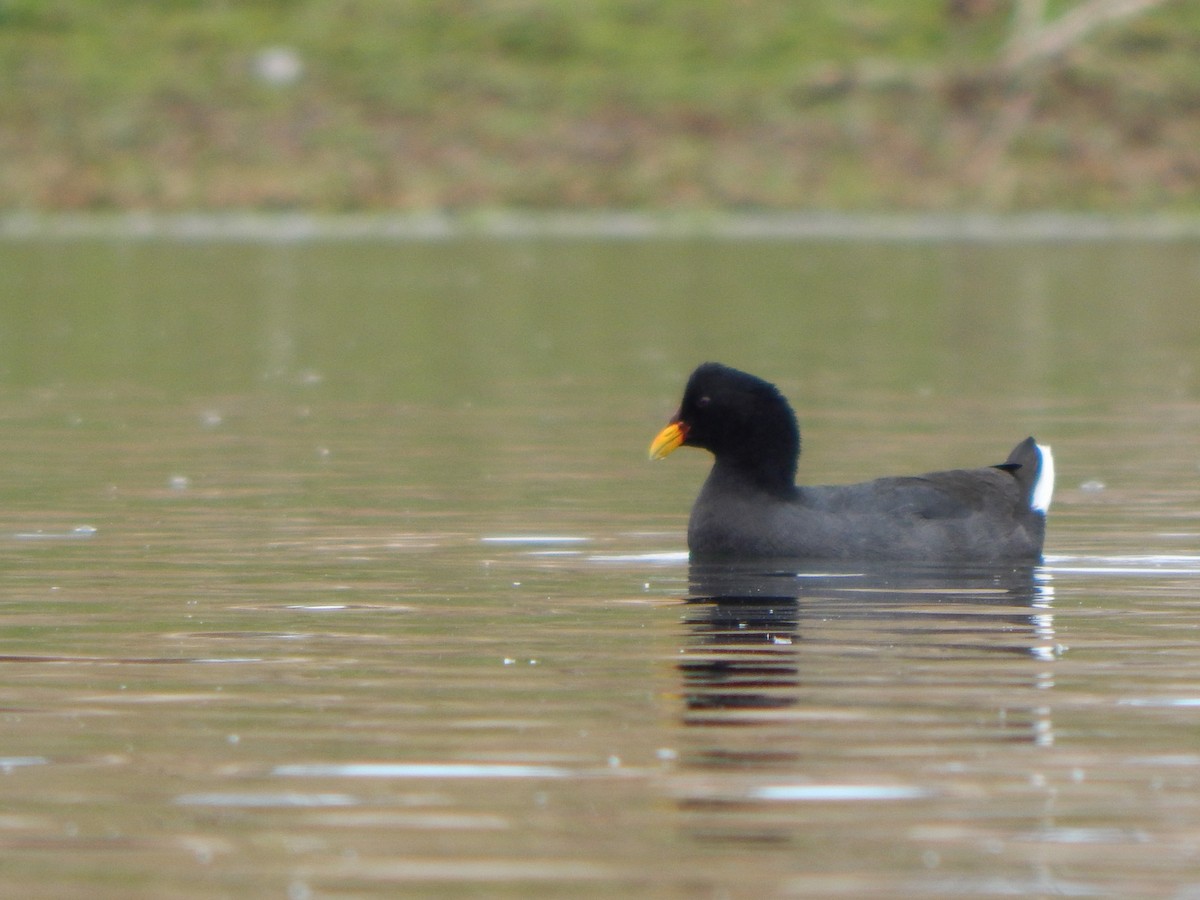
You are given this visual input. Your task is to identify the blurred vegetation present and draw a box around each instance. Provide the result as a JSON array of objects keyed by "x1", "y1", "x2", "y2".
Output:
[{"x1": 2, "y1": 0, "x2": 1198, "y2": 211}]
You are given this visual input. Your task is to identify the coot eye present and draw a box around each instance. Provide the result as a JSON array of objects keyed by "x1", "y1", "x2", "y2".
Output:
[{"x1": 696, "y1": 396, "x2": 711, "y2": 408}]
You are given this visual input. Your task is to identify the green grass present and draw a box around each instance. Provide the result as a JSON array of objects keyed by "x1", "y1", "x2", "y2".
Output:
[{"x1": 3, "y1": 0, "x2": 1200, "y2": 211}]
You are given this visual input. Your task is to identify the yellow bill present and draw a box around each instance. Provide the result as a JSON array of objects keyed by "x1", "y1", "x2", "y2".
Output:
[{"x1": 649, "y1": 421, "x2": 688, "y2": 460}]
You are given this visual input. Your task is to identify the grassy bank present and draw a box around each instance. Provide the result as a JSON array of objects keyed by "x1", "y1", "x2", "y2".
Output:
[{"x1": 3, "y1": 1, "x2": 1199, "y2": 211}]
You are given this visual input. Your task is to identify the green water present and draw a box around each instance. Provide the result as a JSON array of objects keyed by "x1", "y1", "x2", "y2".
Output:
[{"x1": 9, "y1": 234, "x2": 1198, "y2": 401}]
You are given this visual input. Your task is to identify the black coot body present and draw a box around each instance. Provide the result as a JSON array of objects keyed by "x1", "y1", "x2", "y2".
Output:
[{"x1": 650, "y1": 363, "x2": 1053, "y2": 563}]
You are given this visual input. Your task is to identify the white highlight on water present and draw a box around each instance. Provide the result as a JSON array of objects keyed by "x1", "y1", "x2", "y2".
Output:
[{"x1": 749, "y1": 784, "x2": 930, "y2": 802}]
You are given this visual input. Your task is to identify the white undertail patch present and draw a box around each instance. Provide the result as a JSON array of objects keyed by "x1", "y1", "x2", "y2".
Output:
[{"x1": 1032, "y1": 443, "x2": 1055, "y2": 513}]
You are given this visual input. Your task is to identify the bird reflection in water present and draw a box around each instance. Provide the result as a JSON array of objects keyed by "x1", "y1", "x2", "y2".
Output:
[
  {"x1": 672, "y1": 562, "x2": 1059, "y2": 850},
  {"x1": 678, "y1": 562, "x2": 1057, "y2": 762}
]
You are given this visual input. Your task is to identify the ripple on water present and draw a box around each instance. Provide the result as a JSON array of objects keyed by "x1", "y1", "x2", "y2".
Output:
[
  {"x1": 480, "y1": 536, "x2": 591, "y2": 545},
  {"x1": 273, "y1": 762, "x2": 576, "y2": 779},
  {"x1": 1044, "y1": 554, "x2": 1200, "y2": 576},
  {"x1": 174, "y1": 793, "x2": 358, "y2": 808}
]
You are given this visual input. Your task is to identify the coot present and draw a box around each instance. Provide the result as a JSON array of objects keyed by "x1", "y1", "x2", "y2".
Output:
[{"x1": 650, "y1": 363, "x2": 1053, "y2": 562}]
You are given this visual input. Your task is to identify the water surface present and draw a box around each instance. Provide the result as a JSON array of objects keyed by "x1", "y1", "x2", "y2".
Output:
[{"x1": 2, "y1": 223, "x2": 1200, "y2": 896}]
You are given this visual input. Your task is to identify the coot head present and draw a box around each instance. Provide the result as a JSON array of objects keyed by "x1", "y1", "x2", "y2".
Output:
[{"x1": 650, "y1": 363, "x2": 800, "y2": 493}]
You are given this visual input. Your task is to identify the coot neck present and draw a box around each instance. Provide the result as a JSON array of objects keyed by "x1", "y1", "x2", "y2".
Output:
[{"x1": 710, "y1": 444, "x2": 798, "y2": 498}]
